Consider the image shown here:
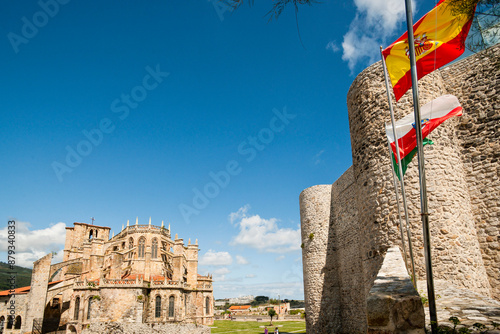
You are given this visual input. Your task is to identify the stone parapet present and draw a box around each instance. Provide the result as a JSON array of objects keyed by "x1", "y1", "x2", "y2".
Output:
[{"x1": 113, "y1": 224, "x2": 172, "y2": 240}]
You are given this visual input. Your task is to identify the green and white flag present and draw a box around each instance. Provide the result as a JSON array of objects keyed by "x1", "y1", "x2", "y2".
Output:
[{"x1": 390, "y1": 138, "x2": 433, "y2": 180}]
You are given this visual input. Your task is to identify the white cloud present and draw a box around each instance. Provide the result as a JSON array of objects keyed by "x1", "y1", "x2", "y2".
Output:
[
  {"x1": 245, "y1": 274, "x2": 256, "y2": 278},
  {"x1": 229, "y1": 206, "x2": 301, "y2": 253},
  {"x1": 236, "y1": 255, "x2": 249, "y2": 265},
  {"x1": 326, "y1": 41, "x2": 340, "y2": 53},
  {"x1": 275, "y1": 255, "x2": 285, "y2": 262},
  {"x1": 214, "y1": 267, "x2": 230, "y2": 275},
  {"x1": 229, "y1": 204, "x2": 250, "y2": 224},
  {"x1": 341, "y1": 0, "x2": 418, "y2": 72},
  {"x1": 199, "y1": 250, "x2": 233, "y2": 266},
  {"x1": 0, "y1": 221, "x2": 66, "y2": 268},
  {"x1": 212, "y1": 267, "x2": 231, "y2": 281}
]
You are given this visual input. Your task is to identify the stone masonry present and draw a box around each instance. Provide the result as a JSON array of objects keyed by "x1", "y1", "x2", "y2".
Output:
[
  {"x1": 0, "y1": 220, "x2": 213, "y2": 334},
  {"x1": 81, "y1": 321, "x2": 211, "y2": 334},
  {"x1": 366, "y1": 247, "x2": 424, "y2": 334},
  {"x1": 24, "y1": 253, "x2": 52, "y2": 333},
  {"x1": 300, "y1": 44, "x2": 499, "y2": 333}
]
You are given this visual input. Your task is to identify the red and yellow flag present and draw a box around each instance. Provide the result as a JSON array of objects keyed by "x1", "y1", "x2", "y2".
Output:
[{"x1": 382, "y1": 0, "x2": 475, "y2": 101}]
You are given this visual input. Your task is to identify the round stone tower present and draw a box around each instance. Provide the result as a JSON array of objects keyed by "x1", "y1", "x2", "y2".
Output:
[{"x1": 346, "y1": 61, "x2": 491, "y2": 295}]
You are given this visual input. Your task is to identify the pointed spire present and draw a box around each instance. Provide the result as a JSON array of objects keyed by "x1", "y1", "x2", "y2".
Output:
[
  {"x1": 175, "y1": 234, "x2": 178, "y2": 240},
  {"x1": 136, "y1": 217, "x2": 138, "y2": 225},
  {"x1": 149, "y1": 217, "x2": 151, "y2": 225},
  {"x1": 161, "y1": 220, "x2": 164, "y2": 228},
  {"x1": 122, "y1": 224, "x2": 124, "y2": 231},
  {"x1": 168, "y1": 223, "x2": 171, "y2": 230},
  {"x1": 127, "y1": 220, "x2": 130, "y2": 227},
  {"x1": 195, "y1": 239, "x2": 198, "y2": 245},
  {"x1": 188, "y1": 238, "x2": 191, "y2": 245}
]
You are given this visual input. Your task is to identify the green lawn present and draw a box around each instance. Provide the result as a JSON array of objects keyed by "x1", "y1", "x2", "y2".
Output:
[{"x1": 210, "y1": 320, "x2": 306, "y2": 334}]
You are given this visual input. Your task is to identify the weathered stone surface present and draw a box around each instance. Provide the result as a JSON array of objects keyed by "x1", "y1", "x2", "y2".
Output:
[
  {"x1": 418, "y1": 279, "x2": 500, "y2": 331},
  {"x1": 81, "y1": 321, "x2": 210, "y2": 334},
  {"x1": 300, "y1": 44, "x2": 500, "y2": 333},
  {"x1": 0, "y1": 221, "x2": 213, "y2": 334},
  {"x1": 367, "y1": 248, "x2": 424, "y2": 334},
  {"x1": 24, "y1": 253, "x2": 53, "y2": 333}
]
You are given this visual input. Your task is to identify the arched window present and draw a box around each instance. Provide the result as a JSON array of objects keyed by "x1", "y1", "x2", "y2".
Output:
[
  {"x1": 168, "y1": 296, "x2": 175, "y2": 318},
  {"x1": 152, "y1": 238, "x2": 158, "y2": 259},
  {"x1": 155, "y1": 296, "x2": 161, "y2": 318},
  {"x1": 89, "y1": 230, "x2": 93, "y2": 240},
  {"x1": 74, "y1": 296, "x2": 80, "y2": 320},
  {"x1": 95, "y1": 230, "x2": 98, "y2": 238},
  {"x1": 87, "y1": 298, "x2": 92, "y2": 320},
  {"x1": 128, "y1": 238, "x2": 134, "y2": 258},
  {"x1": 6, "y1": 315, "x2": 13, "y2": 329},
  {"x1": 206, "y1": 297, "x2": 210, "y2": 315},
  {"x1": 138, "y1": 238, "x2": 145, "y2": 258},
  {"x1": 14, "y1": 316, "x2": 21, "y2": 329}
]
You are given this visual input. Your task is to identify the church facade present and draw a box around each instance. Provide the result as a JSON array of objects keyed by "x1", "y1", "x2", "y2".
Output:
[{"x1": 0, "y1": 220, "x2": 213, "y2": 334}]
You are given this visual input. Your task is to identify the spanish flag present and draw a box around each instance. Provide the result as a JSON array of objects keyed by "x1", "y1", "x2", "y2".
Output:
[{"x1": 382, "y1": 0, "x2": 475, "y2": 101}]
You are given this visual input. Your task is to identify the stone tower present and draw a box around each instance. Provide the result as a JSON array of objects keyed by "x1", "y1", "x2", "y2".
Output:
[{"x1": 300, "y1": 44, "x2": 499, "y2": 333}]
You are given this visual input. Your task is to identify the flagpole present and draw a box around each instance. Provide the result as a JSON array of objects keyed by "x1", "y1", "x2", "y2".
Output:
[
  {"x1": 385, "y1": 140, "x2": 411, "y2": 276},
  {"x1": 380, "y1": 47, "x2": 417, "y2": 289},
  {"x1": 403, "y1": 0, "x2": 438, "y2": 332}
]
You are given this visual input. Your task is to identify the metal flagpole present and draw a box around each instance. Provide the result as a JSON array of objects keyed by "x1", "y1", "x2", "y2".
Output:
[
  {"x1": 385, "y1": 140, "x2": 409, "y2": 271},
  {"x1": 403, "y1": 0, "x2": 438, "y2": 332},
  {"x1": 380, "y1": 47, "x2": 417, "y2": 288}
]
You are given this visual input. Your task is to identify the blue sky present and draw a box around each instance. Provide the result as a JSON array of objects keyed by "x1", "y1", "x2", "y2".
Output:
[{"x1": 0, "y1": 0, "x2": 440, "y2": 299}]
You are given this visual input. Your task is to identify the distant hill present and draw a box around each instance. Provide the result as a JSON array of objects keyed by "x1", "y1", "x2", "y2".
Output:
[{"x1": 0, "y1": 262, "x2": 32, "y2": 291}]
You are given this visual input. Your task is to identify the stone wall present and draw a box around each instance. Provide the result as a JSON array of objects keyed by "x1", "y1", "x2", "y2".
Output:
[
  {"x1": 366, "y1": 247, "x2": 424, "y2": 334},
  {"x1": 24, "y1": 253, "x2": 52, "y2": 333},
  {"x1": 0, "y1": 294, "x2": 28, "y2": 334},
  {"x1": 439, "y1": 47, "x2": 500, "y2": 299},
  {"x1": 300, "y1": 184, "x2": 337, "y2": 333},
  {"x1": 300, "y1": 44, "x2": 500, "y2": 333},
  {"x1": 300, "y1": 168, "x2": 366, "y2": 333},
  {"x1": 81, "y1": 321, "x2": 210, "y2": 334},
  {"x1": 329, "y1": 168, "x2": 365, "y2": 332}
]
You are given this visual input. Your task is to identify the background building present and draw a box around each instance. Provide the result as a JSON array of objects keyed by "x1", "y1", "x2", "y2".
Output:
[{"x1": 0, "y1": 220, "x2": 213, "y2": 334}]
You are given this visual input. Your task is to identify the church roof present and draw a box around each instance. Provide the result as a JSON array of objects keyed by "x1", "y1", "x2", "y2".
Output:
[
  {"x1": 228, "y1": 305, "x2": 251, "y2": 310},
  {"x1": 0, "y1": 280, "x2": 64, "y2": 296}
]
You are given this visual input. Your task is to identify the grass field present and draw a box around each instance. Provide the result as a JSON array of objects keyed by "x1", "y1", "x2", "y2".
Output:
[{"x1": 210, "y1": 320, "x2": 306, "y2": 334}]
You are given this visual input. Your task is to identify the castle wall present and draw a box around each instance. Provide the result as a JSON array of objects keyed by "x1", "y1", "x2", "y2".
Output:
[
  {"x1": 346, "y1": 52, "x2": 491, "y2": 295},
  {"x1": 301, "y1": 45, "x2": 499, "y2": 333},
  {"x1": 330, "y1": 167, "x2": 365, "y2": 332},
  {"x1": 438, "y1": 45, "x2": 500, "y2": 299},
  {"x1": 300, "y1": 184, "x2": 338, "y2": 333},
  {"x1": 300, "y1": 168, "x2": 365, "y2": 333}
]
